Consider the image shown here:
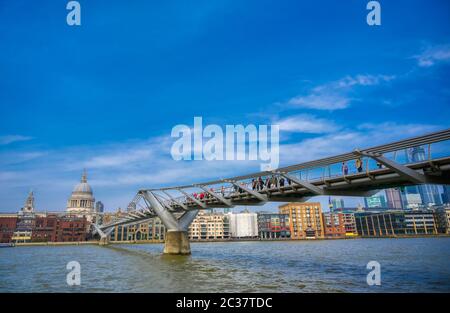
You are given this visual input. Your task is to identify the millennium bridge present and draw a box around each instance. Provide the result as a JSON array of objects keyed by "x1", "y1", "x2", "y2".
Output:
[{"x1": 93, "y1": 128, "x2": 450, "y2": 254}]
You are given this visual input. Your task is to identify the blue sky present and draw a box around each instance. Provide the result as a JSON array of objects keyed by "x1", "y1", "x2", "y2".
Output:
[{"x1": 1, "y1": 0, "x2": 450, "y2": 212}]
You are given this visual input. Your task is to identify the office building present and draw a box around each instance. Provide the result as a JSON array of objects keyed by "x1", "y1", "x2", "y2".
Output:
[
  {"x1": 95, "y1": 201, "x2": 104, "y2": 213},
  {"x1": 331, "y1": 198, "x2": 345, "y2": 212},
  {"x1": 355, "y1": 210, "x2": 439, "y2": 236},
  {"x1": 385, "y1": 188, "x2": 404, "y2": 209},
  {"x1": 442, "y1": 185, "x2": 450, "y2": 204},
  {"x1": 364, "y1": 195, "x2": 387, "y2": 208},
  {"x1": 408, "y1": 147, "x2": 442, "y2": 206},
  {"x1": 404, "y1": 193, "x2": 423, "y2": 209},
  {"x1": 355, "y1": 211, "x2": 406, "y2": 237}
]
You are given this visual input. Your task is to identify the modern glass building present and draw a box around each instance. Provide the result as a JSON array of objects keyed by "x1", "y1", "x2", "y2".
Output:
[
  {"x1": 355, "y1": 210, "x2": 439, "y2": 236},
  {"x1": 364, "y1": 195, "x2": 387, "y2": 208},
  {"x1": 408, "y1": 147, "x2": 442, "y2": 206}
]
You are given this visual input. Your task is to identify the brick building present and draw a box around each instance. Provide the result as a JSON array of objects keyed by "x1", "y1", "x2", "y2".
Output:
[
  {"x1": 31, "y1": 214, "x2": 58, "y2": 242},
  {"x1": 322, "y1": 212, "x2": 346, "y2": 238},
  {"x1": 0, "y1": 214, "x2": 18, "y2": 243},
  {"x1": 279, "y1": 202, "x2": 324, "y2": 239},
  {"x1": 54, "y1": 215, "x2": 88, "y2": 242}
]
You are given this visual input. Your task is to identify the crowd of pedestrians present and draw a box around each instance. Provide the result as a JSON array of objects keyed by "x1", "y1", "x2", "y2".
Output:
[{"x1": 184, "y1": 157, "x2": 381, "y2": 204}]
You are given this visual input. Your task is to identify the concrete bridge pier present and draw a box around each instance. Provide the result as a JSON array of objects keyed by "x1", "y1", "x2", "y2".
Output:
[
  {"x1": 99, "y1": 236, "x2": 109, "y2": 246},
  {"x1": 142, "y1": 191, "x2": 198, "y2": 255},
  {"x1": 164, "y1": 230, "x2": 191, "y2": 254}
]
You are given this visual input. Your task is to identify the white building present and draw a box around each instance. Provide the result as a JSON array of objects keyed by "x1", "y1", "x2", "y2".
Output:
[{"x1": 227, "y1": 212, "x2": 258, "y2": 238}]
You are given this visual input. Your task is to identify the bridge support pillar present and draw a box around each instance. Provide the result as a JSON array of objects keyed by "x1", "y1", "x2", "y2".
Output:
[
  {"x1": 142, "y1": 190, "x2": 198, "y2": 255},
  {"x1": 99, "y1": 236, "x2": 109, "y2": 246},
  {"x1": 164, "y1": 230, "x2": 191, "y2": 255}
]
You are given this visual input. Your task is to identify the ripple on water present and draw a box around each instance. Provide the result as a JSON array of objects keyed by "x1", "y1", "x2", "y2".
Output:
[{"x1": 0, "y1": 238, "x2": 449, "y2": 292}]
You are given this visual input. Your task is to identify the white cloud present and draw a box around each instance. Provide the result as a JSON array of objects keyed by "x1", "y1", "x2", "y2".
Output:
[
  {"x1": 274, "y1": 114, "x2": 340, "y2": 133},
  {"x1": 0, "y1": 151, "x2": 47, "y2": 167},
  {"x1": 357, "y1": 122, "x2": 439, "y2": 137},
  {"x1": 0, "y1": 135, "x2": 33, "y2": 145},
  {"x1": 288, "y1": 94, "x2": 350, "y2": 110},
  {"x1": 331, "y1": 74, "x2": 395, "y2": 88},
  {"x1": 286, "y1": 74, "x2": 395, "y2": 110},
  {"x1": 414, "y1": 44, "x2": 450, "y2": 67}
]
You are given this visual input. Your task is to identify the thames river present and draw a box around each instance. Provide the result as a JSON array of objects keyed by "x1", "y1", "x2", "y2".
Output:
[{"x1": 1, "y1": 238, "x2": 449, "y2": 292}]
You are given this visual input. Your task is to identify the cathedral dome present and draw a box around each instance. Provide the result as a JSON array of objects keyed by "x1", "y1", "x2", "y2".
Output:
[
  {"x1": 71, "y1": 170, "x2": 93, "y2": 194},
  {"x1": 73, "y1": 181, "x2": 93, "y2": 194},
  {"x1": 67, "y1": 170, "x2": 95, "y2": 214}
]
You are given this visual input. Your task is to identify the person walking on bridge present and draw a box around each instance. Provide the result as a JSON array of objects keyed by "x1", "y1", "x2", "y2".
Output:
[
  {"x1": 265, "y1": 177, "x2": 271, "y2": 189},
  {"x1": 356, "y1": 158, "x2": 363, "y2": 173},
  {"x1": 270, "y1": 175, "x2": 278, "y2": 188},
  {"x1": 342, "y1": 162, "x2": 349, "y2": 175},
  {"x1": 258, "y1": 177, "x2": 264, "y2": 190},
  {"x1": 251, "y1": 179, "x2": 257, "y2": 190}
]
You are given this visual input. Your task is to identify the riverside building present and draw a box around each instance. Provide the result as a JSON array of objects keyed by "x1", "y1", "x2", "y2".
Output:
[
  {"x1": 0, "y1": 213, "x2": 18, "y2": 243},
  {"x1": 227, "y1": 211, "x2": 258, "y2": 238},
  {"x1": 355, "y1": 210, "x2": 439, "y2": 237},
  {"x1": 279, "y1": 202, "x2": 324, "y2": 239},
  {"x1": 189, "y1": 210, "x2": 230, "y2": 240},
  {"x1": 404, "y1": 211, "x2": 438, "y2": 235},
  {"x1": 342, "y1": 211, "x2": 358, "y2": 236},
  {"x1": 322, "y1": 212, "x2": 346, "y2": 238},
  {"x1": 108, "y1": 216, "x2": 166, "y2": 242},
  {"x1": 257, "y1": 212, "x2": 290, "y2": 239},
  {"x1": 435, "y1": 207, "x2": 450, "y2": 234}
]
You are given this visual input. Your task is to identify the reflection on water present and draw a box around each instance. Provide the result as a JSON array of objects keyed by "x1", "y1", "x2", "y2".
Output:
[{"x1": 1, "y1": 238, "x2": 449, "y2": 292}]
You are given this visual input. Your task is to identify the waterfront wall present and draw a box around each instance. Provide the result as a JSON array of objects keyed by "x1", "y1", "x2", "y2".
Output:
[{"x1": 9, "y1": 234, "x2": 450, "y2": 247}]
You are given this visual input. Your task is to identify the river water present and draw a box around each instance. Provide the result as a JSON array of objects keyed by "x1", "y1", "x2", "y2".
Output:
[{"x1": 1, "y1": 238, "x2": 449, "y2": 292}]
